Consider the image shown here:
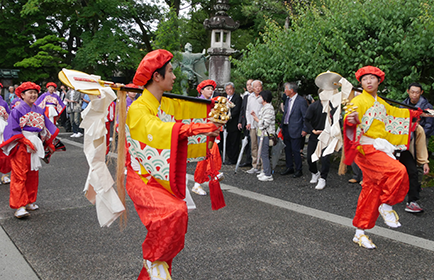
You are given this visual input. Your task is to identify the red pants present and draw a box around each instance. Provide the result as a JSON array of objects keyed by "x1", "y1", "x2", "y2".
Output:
[
  {"x1": 126, "y1": 166, "x2": 188, "y2": 280},
  {"x1": 10, "y1": 144, "x2": 39, "y2": 209},
  {"x1": 353, "y1": 145, "x2": 409, "y2": 229},
  {"x1": 44, "y1": 107, "x2": 59, "y2": 125},
  {"x1": 194, "y1": 142, "x2": 222, "y2": 184}
]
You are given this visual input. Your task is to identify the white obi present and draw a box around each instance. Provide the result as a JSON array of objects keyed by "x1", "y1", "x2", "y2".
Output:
[{"x1": 22, "y1": 131, "x2": 45, "y2": 171}]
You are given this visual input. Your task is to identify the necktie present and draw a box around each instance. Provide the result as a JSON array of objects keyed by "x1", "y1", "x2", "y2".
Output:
[{"x1": 284, "y1": 98, "x2": 292, "y2": 124}]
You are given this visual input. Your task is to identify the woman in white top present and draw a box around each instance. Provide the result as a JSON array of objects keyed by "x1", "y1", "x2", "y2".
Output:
[{"x1": 251, "y1": 90, "x2": 275, "y2": 181}]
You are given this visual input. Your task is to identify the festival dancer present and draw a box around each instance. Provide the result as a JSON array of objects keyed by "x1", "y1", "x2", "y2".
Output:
[
  {"x1": 0, "y1": 84, "x2": 11, "y2": 184},
  {"x1": 0, "y1": 82, "x2": 58, "y2": 218},
  {"x1": 344, "y1": 66, "x2": 422, "y2": 249},
  {"x1": 35, "y1": 82, "x2": 65, "y2": 125},
  {"x1": 125, "y1": 83, "x2": 139, "y2": 110},
  {"x1": 192, "y1": 79, "x2": 222, "y2": 195},
  {"x1": 9, "y1": 94, "x2": 22, "y2": 109},
  {"x1": 121, "y1": 49, "x2": 223, "y2": 279}
]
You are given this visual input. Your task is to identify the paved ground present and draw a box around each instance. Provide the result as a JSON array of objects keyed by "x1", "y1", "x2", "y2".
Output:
[{"x1": 1, "y1": 131, "x2": 434, "y2": 279}]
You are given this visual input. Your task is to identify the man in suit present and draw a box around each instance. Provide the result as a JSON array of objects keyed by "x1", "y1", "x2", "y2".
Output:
[
  {"x1": 281, "y1": 82, "x2": 308, "y2": 178},
  {"x1": 223, "y1": 82, "x2": 242, "y2": 164},
  {"x1": 237, "y1": 79, "x2": 254, "y2": 167}
]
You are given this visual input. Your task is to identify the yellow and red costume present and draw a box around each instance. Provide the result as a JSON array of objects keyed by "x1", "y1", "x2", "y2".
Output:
[
  {"x1": 344, "y1": 68, "x2": 421, "y2": 230},
  {"x1": 125, "y1": 50, "x2": 225, "y2": 279},
  {"x1": 126, "y1": 88, "x2": 222, "y2": 278},
  {"x1": 193, "y1": 80, "x2": 223, "y2": 189}
]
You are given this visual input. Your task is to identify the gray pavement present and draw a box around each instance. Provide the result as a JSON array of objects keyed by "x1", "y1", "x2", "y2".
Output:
[{"x1": 1, "y1": 132, "x2": 434, "y2": 279}]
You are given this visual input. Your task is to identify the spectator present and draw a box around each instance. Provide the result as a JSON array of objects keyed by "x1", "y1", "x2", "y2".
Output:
[
  {"x1": 6, "y1": 86, "x2": 15, "y2": 106},
  {"x1": 65, "y1": 88, "x2": 83, "y2": 138},
  {"x1": 82, "y1": 93, "x2": 90, "y2": 111},
  {"x1": 58, "y1": 85, "x2": 71, "y2": 132},
  {"x1": 280, "y1": 82, "x2": 308, "y2": 178},
  {"x1": 402, "y1": 82, "x2": 434, "y2": 143},
  {"x1": 349, "y1": 163, "x2": 363, "y2": 184},
  {"x1": 222, "y1": 82, "x2": 242, "y2": 165},
  {"x1": 251, "y1": 90, "x2": 275, "y2": 181},
  {"x1": 304, "y1": 93, "x2": 333, "y2": 190},
  {"x1": 237, "y1": 79, "x2": 254, "y2": 167},
  {"x1": 245, "y1": 80, "x2": 264, "y2": 174},
  {"x1": 400, "y1": 124, "x2": 430, "y2": 213}
]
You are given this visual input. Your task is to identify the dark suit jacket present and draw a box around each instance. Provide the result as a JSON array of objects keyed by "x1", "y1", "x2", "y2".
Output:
[
  {"x1": 238, "y1": 93, "x2": 250, "y2": 129},
  {"x1": 226, "y1": 93, "x2": 242, "y2": 133},
  {"x1": 281, "y1": 94, "x2": 308, "y2": 138}
]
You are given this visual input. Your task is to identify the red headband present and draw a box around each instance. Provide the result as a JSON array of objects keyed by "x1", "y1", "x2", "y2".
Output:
[{"x1": 355, "y1": 66, "x2": 385, "y2": 83}]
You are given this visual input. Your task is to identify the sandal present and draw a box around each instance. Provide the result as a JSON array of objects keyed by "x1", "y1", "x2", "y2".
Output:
[{"x1": 353, "y1": 234, "x2": 376, "y2": 249}]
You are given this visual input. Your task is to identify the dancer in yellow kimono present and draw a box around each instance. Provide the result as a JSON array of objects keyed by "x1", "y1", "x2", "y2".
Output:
[
  {"x1": 123, "y1": 49, "x2": 223, "y2": 280},
  {"x1": 344, "y1": 66, "x2": 422, "y2": 249}
]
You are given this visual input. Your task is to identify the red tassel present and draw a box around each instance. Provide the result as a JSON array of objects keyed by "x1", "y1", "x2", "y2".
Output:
[
  {"x1": 208, "y1": 179, "x2": 226, "y2": 210},
  {"x1": 207, "y1": 142, "x2": 225, "y2": 210}
]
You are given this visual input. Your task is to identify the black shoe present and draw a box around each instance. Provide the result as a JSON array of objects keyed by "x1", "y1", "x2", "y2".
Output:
[
  {"x1": 224, "y1": 161, "x2": 235, "y2": 165},
  {"x1": 293, "y1": 170, "x2": 303, "y2": 178},
  {"x1": 239, "y1": 162, "x2": 252, "y2": 167},
  {"x1": 280, "y1": 168, "x2": 294, "y2": 175}
]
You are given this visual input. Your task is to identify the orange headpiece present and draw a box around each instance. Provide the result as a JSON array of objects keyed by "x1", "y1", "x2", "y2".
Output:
[
  {"x1": 196, "y1": 79, "x2": 217, "y2": 94},
  {"x1": 133, "y1": 49, "x2": 173, "y2": 86},
  {"x1": 355, "y1": 66, "x2": 385, "y2": 83},
  {"x1": 125, "y1": 83, "x2": 139, "y2": 89},
  {"x1": 16, "y1": 82, "x2": 41, "y2": 98},
  {"x1": 46, "y1": 82, "x2": 57, "y2": 89}
]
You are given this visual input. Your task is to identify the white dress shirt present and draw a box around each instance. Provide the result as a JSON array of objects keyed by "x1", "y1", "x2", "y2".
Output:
[{"x1": 246, "y1": 93, "x2": 263, "y2": 129}]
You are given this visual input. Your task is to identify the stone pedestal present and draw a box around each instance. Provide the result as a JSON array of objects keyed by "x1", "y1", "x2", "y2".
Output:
[{"x1": 208, "y1": 48, "x2": 235, "y2": 95}]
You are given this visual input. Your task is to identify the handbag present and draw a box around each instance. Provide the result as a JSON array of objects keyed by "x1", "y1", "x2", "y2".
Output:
[{"x1": 266, "y1": 131, "x2": 278, "y2": 147}]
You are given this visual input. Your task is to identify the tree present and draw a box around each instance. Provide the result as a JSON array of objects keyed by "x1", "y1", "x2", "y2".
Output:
[
  {"x1": 1, "y1": 0, "x2": 164, "y2": 84},
  {"x1": 233, "y1": 0, "x2": 434, "y2": 101},
  {"x1": 14, "y1": 35, "x2": 69, "y2": 81}
]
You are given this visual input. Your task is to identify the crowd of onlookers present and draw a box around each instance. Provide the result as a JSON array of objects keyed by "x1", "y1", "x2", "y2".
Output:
[{"x1": 209, "y1": 79, "x2": 433, "y2": 214}]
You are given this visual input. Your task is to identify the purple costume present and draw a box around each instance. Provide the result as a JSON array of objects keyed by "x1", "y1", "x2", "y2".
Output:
[
  {"x1": 126, "y1": 96, "x2": 134, "y2": 109},
  {"x1": 10, "y1": 97, "x2": 22, "y2": 110},
  {"x1": 35, "y1": 92, "x2": 65, "y2": 123},
  {"x1": 0, "y1": 96, "x2": 10, "y2": 120},
  {"x1": 1, "y1": 102, "x2": 58, "y2": 150}
]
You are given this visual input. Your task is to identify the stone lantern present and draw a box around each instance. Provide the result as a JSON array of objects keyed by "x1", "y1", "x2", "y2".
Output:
[{"x1": 204, "y1": 0, "x2": 239, "y2": 95}]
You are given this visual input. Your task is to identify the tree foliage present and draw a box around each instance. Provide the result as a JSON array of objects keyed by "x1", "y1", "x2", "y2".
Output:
[
  {"x1": 14, "y1": 35, "x2": 69, "y2": 81},
  {"x1": 233, "y1": 0, "x2": 434, "y2": 101},
  {"x1": 1, "y1": 0, "x2": 163, "y2": 84}
]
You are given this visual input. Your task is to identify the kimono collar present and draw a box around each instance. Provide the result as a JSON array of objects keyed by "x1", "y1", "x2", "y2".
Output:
[
  {"x1": 138, "y1": 88, "x2": 160, "y2": 115},
  {"x1": 362, "y1": 90, "x2": 377, "y2": 101}
]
